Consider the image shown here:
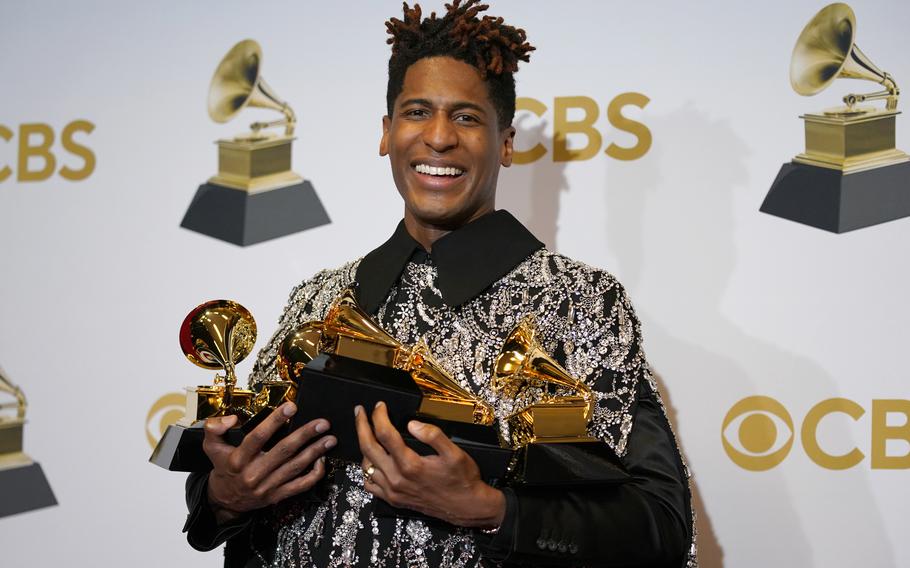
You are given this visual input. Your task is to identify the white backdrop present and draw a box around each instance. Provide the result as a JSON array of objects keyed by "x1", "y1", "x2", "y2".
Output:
[{"x1": 1, "y1": 1, "x2": 908, "y2": 566}]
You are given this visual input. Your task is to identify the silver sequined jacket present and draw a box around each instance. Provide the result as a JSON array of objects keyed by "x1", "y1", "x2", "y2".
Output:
[{"x1": 184, "y1": 211, "x2": 697, "y2": 568}]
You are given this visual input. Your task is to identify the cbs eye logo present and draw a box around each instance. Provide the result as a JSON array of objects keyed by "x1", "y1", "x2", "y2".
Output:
[
  {"x1": 722, "y1": 396, "x2": 795, "y2": 471},
  {"x1": 723, "y1": 396, "x2": 910, "y2": 471},
  {"x1": 145, "y1": 392, "x2": 185, "y2": 449}
]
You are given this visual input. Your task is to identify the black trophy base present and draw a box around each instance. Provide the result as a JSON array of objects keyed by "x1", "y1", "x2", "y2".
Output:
[
  {"x1": 761, "y1": 161, "x2": 910, "y2": 233},
  {"x1": 512, "y1": 442, "x2": 629, "y2": 487},
  {"x1": 149, "y1": 411, "x2": 276, "y2": 472},
  {"x1": 180, "y1": 180, "x2": 330, "y2": 246},
  {"x1": 0, "y1": 462, "x2": 57, "y2": 517},
  {"x1": 294, "y1": 354, "x2": 423, "y2": 463},
  {"x1": 294, "y1": 354, "x2": 513, "y2": 480}
]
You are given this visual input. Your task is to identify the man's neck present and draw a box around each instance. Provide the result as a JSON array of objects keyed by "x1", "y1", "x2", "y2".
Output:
[{"x1": 403, "y1": 207, "x2": 494, "y2": 252}]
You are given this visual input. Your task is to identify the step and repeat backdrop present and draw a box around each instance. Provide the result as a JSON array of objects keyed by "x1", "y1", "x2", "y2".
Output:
[{"x1": 1, "y1": 0, "x2": 908, "y2": 566}]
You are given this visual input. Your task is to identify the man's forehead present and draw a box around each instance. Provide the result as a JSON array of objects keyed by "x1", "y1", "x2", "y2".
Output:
[{"x1": 396, "y1": 56, "x2": 492, "y2": 110}]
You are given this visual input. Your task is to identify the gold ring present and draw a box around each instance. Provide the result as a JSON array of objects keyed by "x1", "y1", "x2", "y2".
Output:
[{"x1": 363, "y1": 464, "x2": 376, "y2": 484}]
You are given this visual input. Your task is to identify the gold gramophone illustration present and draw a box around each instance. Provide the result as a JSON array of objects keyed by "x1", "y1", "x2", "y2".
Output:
[
  {"x1": 0, "y1": 367, "x2": 56, "y2": 517},
  {"x1": 206, "y1": 39, "x2": 302, "y2": 192},
  {"x1": 493, "y1": 316, "x2": 597, "y2": 448},
  {"x1": 0, "y1": 369, "x2": 27, "y2": 466},
  {"x1": 180, "y1": 39, "x2": 330, "y2": 246},
  {"x1": 278, "y1": 288, "x2": 495, "y2": 426},
  {"x1": 150, "y1": 300, "x2": 296, "y2": 471},
  {"x1": 761, "y1": 3, "x2": 910, "y2": 233},
  {"x1": 789, "y1": 3, "x2": 905, "y2": 173}
]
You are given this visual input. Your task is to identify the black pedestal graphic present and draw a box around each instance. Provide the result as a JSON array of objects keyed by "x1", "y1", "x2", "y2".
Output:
[
  {"x1": 0, "y1": 462, "x2": 57, "y2": 517},
  {"x1": 761, "y1": 161, "x2": 910, "y2": 233},
  {"x1": 180, "y1": 180, "x2": 330, "y2": 246}
]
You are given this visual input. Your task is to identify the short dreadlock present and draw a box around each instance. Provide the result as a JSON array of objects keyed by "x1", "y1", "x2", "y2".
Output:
[{"x1": 385, "y1": 0, "x2": 535, "y2": 130}]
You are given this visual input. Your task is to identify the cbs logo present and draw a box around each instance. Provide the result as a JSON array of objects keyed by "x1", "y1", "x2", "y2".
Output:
[
  {"x1": 722, "y1": 396, "x2": 910, "y2": 471},
  {"x1": 0, "y1": 121, "x2": 96, "y2": 183},
  {"x1": 513, "y1": 94, "x2": 651, "y2": 164},
  {"x1": 145, "y1": 392, "x2": 185, "y2": 449}
]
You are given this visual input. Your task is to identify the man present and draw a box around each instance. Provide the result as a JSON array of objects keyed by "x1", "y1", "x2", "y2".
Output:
[{"x1": 185, "y1": 2, "x2": 696, "y2": 566}]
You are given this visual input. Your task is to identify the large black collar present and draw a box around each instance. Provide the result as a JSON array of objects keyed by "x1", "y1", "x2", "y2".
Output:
[{"x1": 355, "y1": 210, "x2": 544, "y2": 314}]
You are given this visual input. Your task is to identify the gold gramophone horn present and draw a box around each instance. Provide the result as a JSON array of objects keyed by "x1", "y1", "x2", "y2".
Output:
[
  {"x1": 208, "y1": 39, "x2": 297, "y2": 136},
  {"x1": 321, "y1": 289, "x2": 404, "y2": 368},
  {"x1": 281, "y1": 288, "x2": 494, "y2": 425},
  {"x1": 493, "y1": 316, "x2": 595, "y2": 446},
  {"x1": 277, "y1": 321, "x2": 324, "y2": 382},
  {"x1": 179, "y1": 300, "x2": 257, "y2": 417},
  {"x1": 790, "y1": 3, "x2": 899, "y2": 111}
]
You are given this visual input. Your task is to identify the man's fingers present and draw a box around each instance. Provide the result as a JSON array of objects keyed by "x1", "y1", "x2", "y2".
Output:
[
  {"x1": 202, "y1": 415, "x2": 238, "y2": 461},
  {"x1": 257, "y1": 417, "x2": 331, "y2": 473},
  {"x1": 354, "y1": 404, "x2": 395, "y2": 474},
  {"x1": 260, "y1": 434, "x2": 337, "y2": 493},
  {"x1": 268, "y1": 457, "x2": 328, "y2": 504},
  {"x1": 232, "y1": 403, "x2": 297, "y2": 468},
  {"x1": 372, "y1": 402, "x2": 422, "y2": 472},
  {"x1": 407, "y1": 420, "x2": 460, "y2": 461}
]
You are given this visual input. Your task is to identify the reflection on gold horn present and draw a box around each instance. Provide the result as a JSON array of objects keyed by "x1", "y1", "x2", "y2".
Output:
[
  {"x1": 493, "y1": 315, "x2": 595, "y2": 447},
  {"x1": 280, "y1": 288, "x2": 494, "y2": 425},
  {"x1": 208, "y1": 39, "x2": 297, "y2": 136},
  {"x1": 179, "y1": 300, "x2": 257, "y2": 420}
]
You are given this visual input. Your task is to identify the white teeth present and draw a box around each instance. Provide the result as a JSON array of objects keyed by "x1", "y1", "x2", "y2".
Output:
[{"x1": 415, "y1": 164, "x2": 463, "y2": 176}]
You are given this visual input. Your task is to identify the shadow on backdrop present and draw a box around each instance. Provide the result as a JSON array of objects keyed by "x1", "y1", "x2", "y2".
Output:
[
  {"x1": 497, "y1": 116, "x2": 567, "y2": 250},
  {"x1": 604, "y1": 102, "x2": 896, "y2": 567}
]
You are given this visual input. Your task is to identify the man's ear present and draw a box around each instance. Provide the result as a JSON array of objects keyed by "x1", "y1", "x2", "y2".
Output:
[
  {"x1": 379, "y1": 115, "x2": 391, "y2": 156},
  {"x1": 500, "y1": 125, "x2": 516, "y2": 167}
]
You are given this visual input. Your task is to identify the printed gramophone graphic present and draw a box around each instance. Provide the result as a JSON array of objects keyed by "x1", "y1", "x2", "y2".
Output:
[
  {"x1": 180, "y1": 39, "x2": 330, "y2": 246},
  {"x1": 761, "y1": 3, "x2": 910, "y2": 233},
  {"x1": 0, "y1": 367, "x2": 56, "y2": 517}
]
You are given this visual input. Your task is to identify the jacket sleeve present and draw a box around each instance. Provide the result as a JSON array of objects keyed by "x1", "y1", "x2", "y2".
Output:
[
  {"x1": 477, "y1": 277, "x2": 692, "y2": 567},
  {"x1": 476, "y1": 380, "x2": 691, "y2": 567},
  {"x1": 183, "y1": 471, "x2": 253, "y2": 552}
]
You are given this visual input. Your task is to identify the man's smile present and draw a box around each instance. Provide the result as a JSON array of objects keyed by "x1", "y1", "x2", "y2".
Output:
[{"x1": 410, "y1": 160, "x2": 467, "y2": 190}]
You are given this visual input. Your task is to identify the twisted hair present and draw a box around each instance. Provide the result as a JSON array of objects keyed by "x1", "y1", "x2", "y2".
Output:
[{"x1": 385, "y1": 1, "x2": 535, "y2": 129}]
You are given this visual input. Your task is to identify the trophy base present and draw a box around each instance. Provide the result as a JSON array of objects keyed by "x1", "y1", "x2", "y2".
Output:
[
  {"x1": 760, "y1": 161, "x2": 910, "y2": 233},
  {"x1": 0, "y1": 461, "x2": 57, "y2": 518},
  {"x1": 149, "y1": 423, "x2": 210, "y2": 471},
  {"x1": 510, "y1": 441, "x2": 629, "y2": 487},
  {"x1": 180, "y1": 180, "x2": 330, "y2": 246},
  {"x1": 149, "y1": 411, "x2": 276, "y2": 472},
  {"x1": 294, "y1": 354, "x2": 513, "y2": 478},
  {"x1": 294, "y1": 354, "x2": 423, "y2": 463}
]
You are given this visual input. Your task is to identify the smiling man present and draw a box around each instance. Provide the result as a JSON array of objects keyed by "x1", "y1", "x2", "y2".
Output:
[{"x1": 184, "y1": 2, "x2": 696, "y2": 567}]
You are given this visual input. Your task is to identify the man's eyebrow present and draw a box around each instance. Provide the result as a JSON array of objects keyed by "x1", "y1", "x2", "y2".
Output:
[{"x1": 399, "y1": 98, "x2": 488, "y2": 115}]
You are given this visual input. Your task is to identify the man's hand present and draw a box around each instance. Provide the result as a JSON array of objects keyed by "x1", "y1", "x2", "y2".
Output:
[
  {"x1": 354, "y1": 401, "x2": 505, "y2": 529},
  {"x1": 202, "y1": 402, "x2": 336, "y2": 524}
]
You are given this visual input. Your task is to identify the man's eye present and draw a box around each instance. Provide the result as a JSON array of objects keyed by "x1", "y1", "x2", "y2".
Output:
[
  {"x1": 404, "y1": 109, "x2": 429, "y2": 118},
  {"x1": 454, "y1": 114, "x2": 478, "y2": 123}
]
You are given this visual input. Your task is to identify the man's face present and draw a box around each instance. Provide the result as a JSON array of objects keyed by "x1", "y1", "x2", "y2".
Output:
[{"x1": 380, "y1": 56, "x2": 515, "y2": 231}]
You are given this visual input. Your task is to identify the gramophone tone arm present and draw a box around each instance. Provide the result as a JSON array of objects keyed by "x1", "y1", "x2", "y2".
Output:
[
  {"x1": 843, "y1": 73, "x2": 899, "y2": 110},
  {"x1": 0, "y1": 369, "x2": 27, "y2": 419},
  {"x1": 249, "y1": 104, "x2": 297, "y2": 137}
]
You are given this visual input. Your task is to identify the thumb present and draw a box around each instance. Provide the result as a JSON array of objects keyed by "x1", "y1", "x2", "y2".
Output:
[
  {"x1": 407, "y1": 420, "x2": 456, "y2": 458},
  {"x1": 204, "y1": 414, "x2": 238, "y2": 436},
  {"x1": 202, "y1": 415, "x2": 238, "y2": 461}
]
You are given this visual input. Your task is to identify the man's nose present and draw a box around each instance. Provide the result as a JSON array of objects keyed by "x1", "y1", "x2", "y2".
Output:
[{"x1": 422, "y1": 113, "x2": 458, "y2": 152}]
